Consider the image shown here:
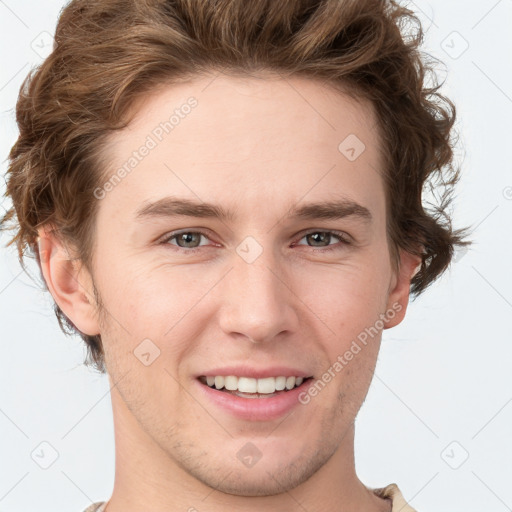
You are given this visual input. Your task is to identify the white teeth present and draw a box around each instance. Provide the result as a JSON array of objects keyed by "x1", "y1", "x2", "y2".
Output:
[
  {"x1": 238, "y1": 377, "x2": 257, "y2": 393},
  {"x1": 275, "y1": 376, "x2": 286, "y2": 391},
  {"x1": 257, "y1": 377, "x2": 276, "y2": 394},
  {"x1": 285, "y1": 376, "x2": 295, "y2": 390},
  {"x1": 224, "y1": 375, "x2": 238, "y2": 391},
  {"x1": 203, "y1": 375, "x2": 307, "y2": 394}
]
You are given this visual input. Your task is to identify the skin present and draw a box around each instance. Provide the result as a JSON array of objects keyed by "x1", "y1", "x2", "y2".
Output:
[{"x1": 38, "y1": 72, "x2": 420, "y2": 512}]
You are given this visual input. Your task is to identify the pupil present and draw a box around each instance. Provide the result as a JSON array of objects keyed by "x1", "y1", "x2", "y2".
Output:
[
  {"x1": 309, "y1": 232, "x2": 329, "y2": 246},
  {"x1": 179, "y1": 232, "x2": 198, "y2": 248}
]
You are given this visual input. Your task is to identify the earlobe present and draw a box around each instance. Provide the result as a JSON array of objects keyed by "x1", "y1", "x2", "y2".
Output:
[
  {"x1": 384, "y1": 249, "x2": 422, "y2": 329},
  {"x1": 37, "y1": 226, "x2": 100, "y2": 336}
]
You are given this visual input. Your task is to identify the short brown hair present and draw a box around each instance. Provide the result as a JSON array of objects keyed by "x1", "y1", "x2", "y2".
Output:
[{"x1": 0, "y1": 0, "x2": 471, "y2": 374}]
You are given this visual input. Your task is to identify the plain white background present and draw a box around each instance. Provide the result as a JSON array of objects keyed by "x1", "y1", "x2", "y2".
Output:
[{"x1": 0, "y1": 1, "x2": 511, "y2": 511}]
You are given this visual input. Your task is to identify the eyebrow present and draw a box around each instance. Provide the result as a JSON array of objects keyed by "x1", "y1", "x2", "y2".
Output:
[{"x1": 135, "y1": 196, "x2": 372, "y2": 224}]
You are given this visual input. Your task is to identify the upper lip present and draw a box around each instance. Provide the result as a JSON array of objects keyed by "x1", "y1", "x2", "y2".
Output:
[{"x1": 196, "y1": 365, "x2": 313, "y2": 379}]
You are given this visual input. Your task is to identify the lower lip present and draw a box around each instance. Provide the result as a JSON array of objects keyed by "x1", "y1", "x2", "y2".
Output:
[{"x1": 195, "y1": 378, "x2": 313, "y2": 421}]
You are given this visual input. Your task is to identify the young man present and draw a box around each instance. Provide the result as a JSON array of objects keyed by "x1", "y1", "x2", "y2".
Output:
[{"x1": 1, "y1": 1, "x2": 469, "y2": 511}]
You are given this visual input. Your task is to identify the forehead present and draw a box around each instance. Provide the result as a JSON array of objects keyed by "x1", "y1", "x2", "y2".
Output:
[{"x1": 97, "y1": 73, "x2": 385, "y2": 225}]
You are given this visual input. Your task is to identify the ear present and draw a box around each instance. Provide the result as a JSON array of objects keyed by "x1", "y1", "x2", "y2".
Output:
[
  {"x1": 36, "y1": 225, "x2": 100, "y2": 336},
  {"x1": 384, "y1": 248, "x2": 422, "y2": 329}
]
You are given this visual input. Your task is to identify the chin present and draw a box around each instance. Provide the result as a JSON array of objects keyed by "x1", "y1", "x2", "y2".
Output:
[{"x1": 202, "y1": 467, "x2": 310, "y2": 497}]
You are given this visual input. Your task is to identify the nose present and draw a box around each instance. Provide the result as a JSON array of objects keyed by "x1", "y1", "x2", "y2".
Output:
[{"x1": 217, "y1": 245, "x2": 299, "y2": 344}]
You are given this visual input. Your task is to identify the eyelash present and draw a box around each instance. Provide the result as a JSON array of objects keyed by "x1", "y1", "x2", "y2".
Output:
[{"x1": 158, "y1": 229, "x2": 352, "y2": 253}]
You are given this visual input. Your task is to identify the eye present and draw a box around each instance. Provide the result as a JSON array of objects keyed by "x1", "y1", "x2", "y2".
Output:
[
  {"x1": 160, "y1": 230, "x2": 213, "y2": 251},
  {"x1": 295, "y1": 230, "x2": 351, "y2": 251}
]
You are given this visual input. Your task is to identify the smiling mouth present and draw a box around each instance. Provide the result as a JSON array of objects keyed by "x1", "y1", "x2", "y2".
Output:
[{"x1": 197, "y1": 375, "x2": 314, "y2": 398}]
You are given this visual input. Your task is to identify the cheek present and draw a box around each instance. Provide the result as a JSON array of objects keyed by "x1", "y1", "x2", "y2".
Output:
[
  {"x1": 292, "y1": 258, "x2": 390, "y2": 372},
  {"x1": 99, "y1": 267, "x2": 204, "y2": 394},
  {"x1": 99, "y1": 260, "x2": 213, "y2": 351},
  {"x1": 296, "y1": 256, "x2": 389, "y2": 319}
]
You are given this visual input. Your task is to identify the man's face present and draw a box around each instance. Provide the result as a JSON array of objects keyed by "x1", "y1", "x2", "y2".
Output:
[{"x1": 82, "y1": 74, "x2": 411, "y2": 496}]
